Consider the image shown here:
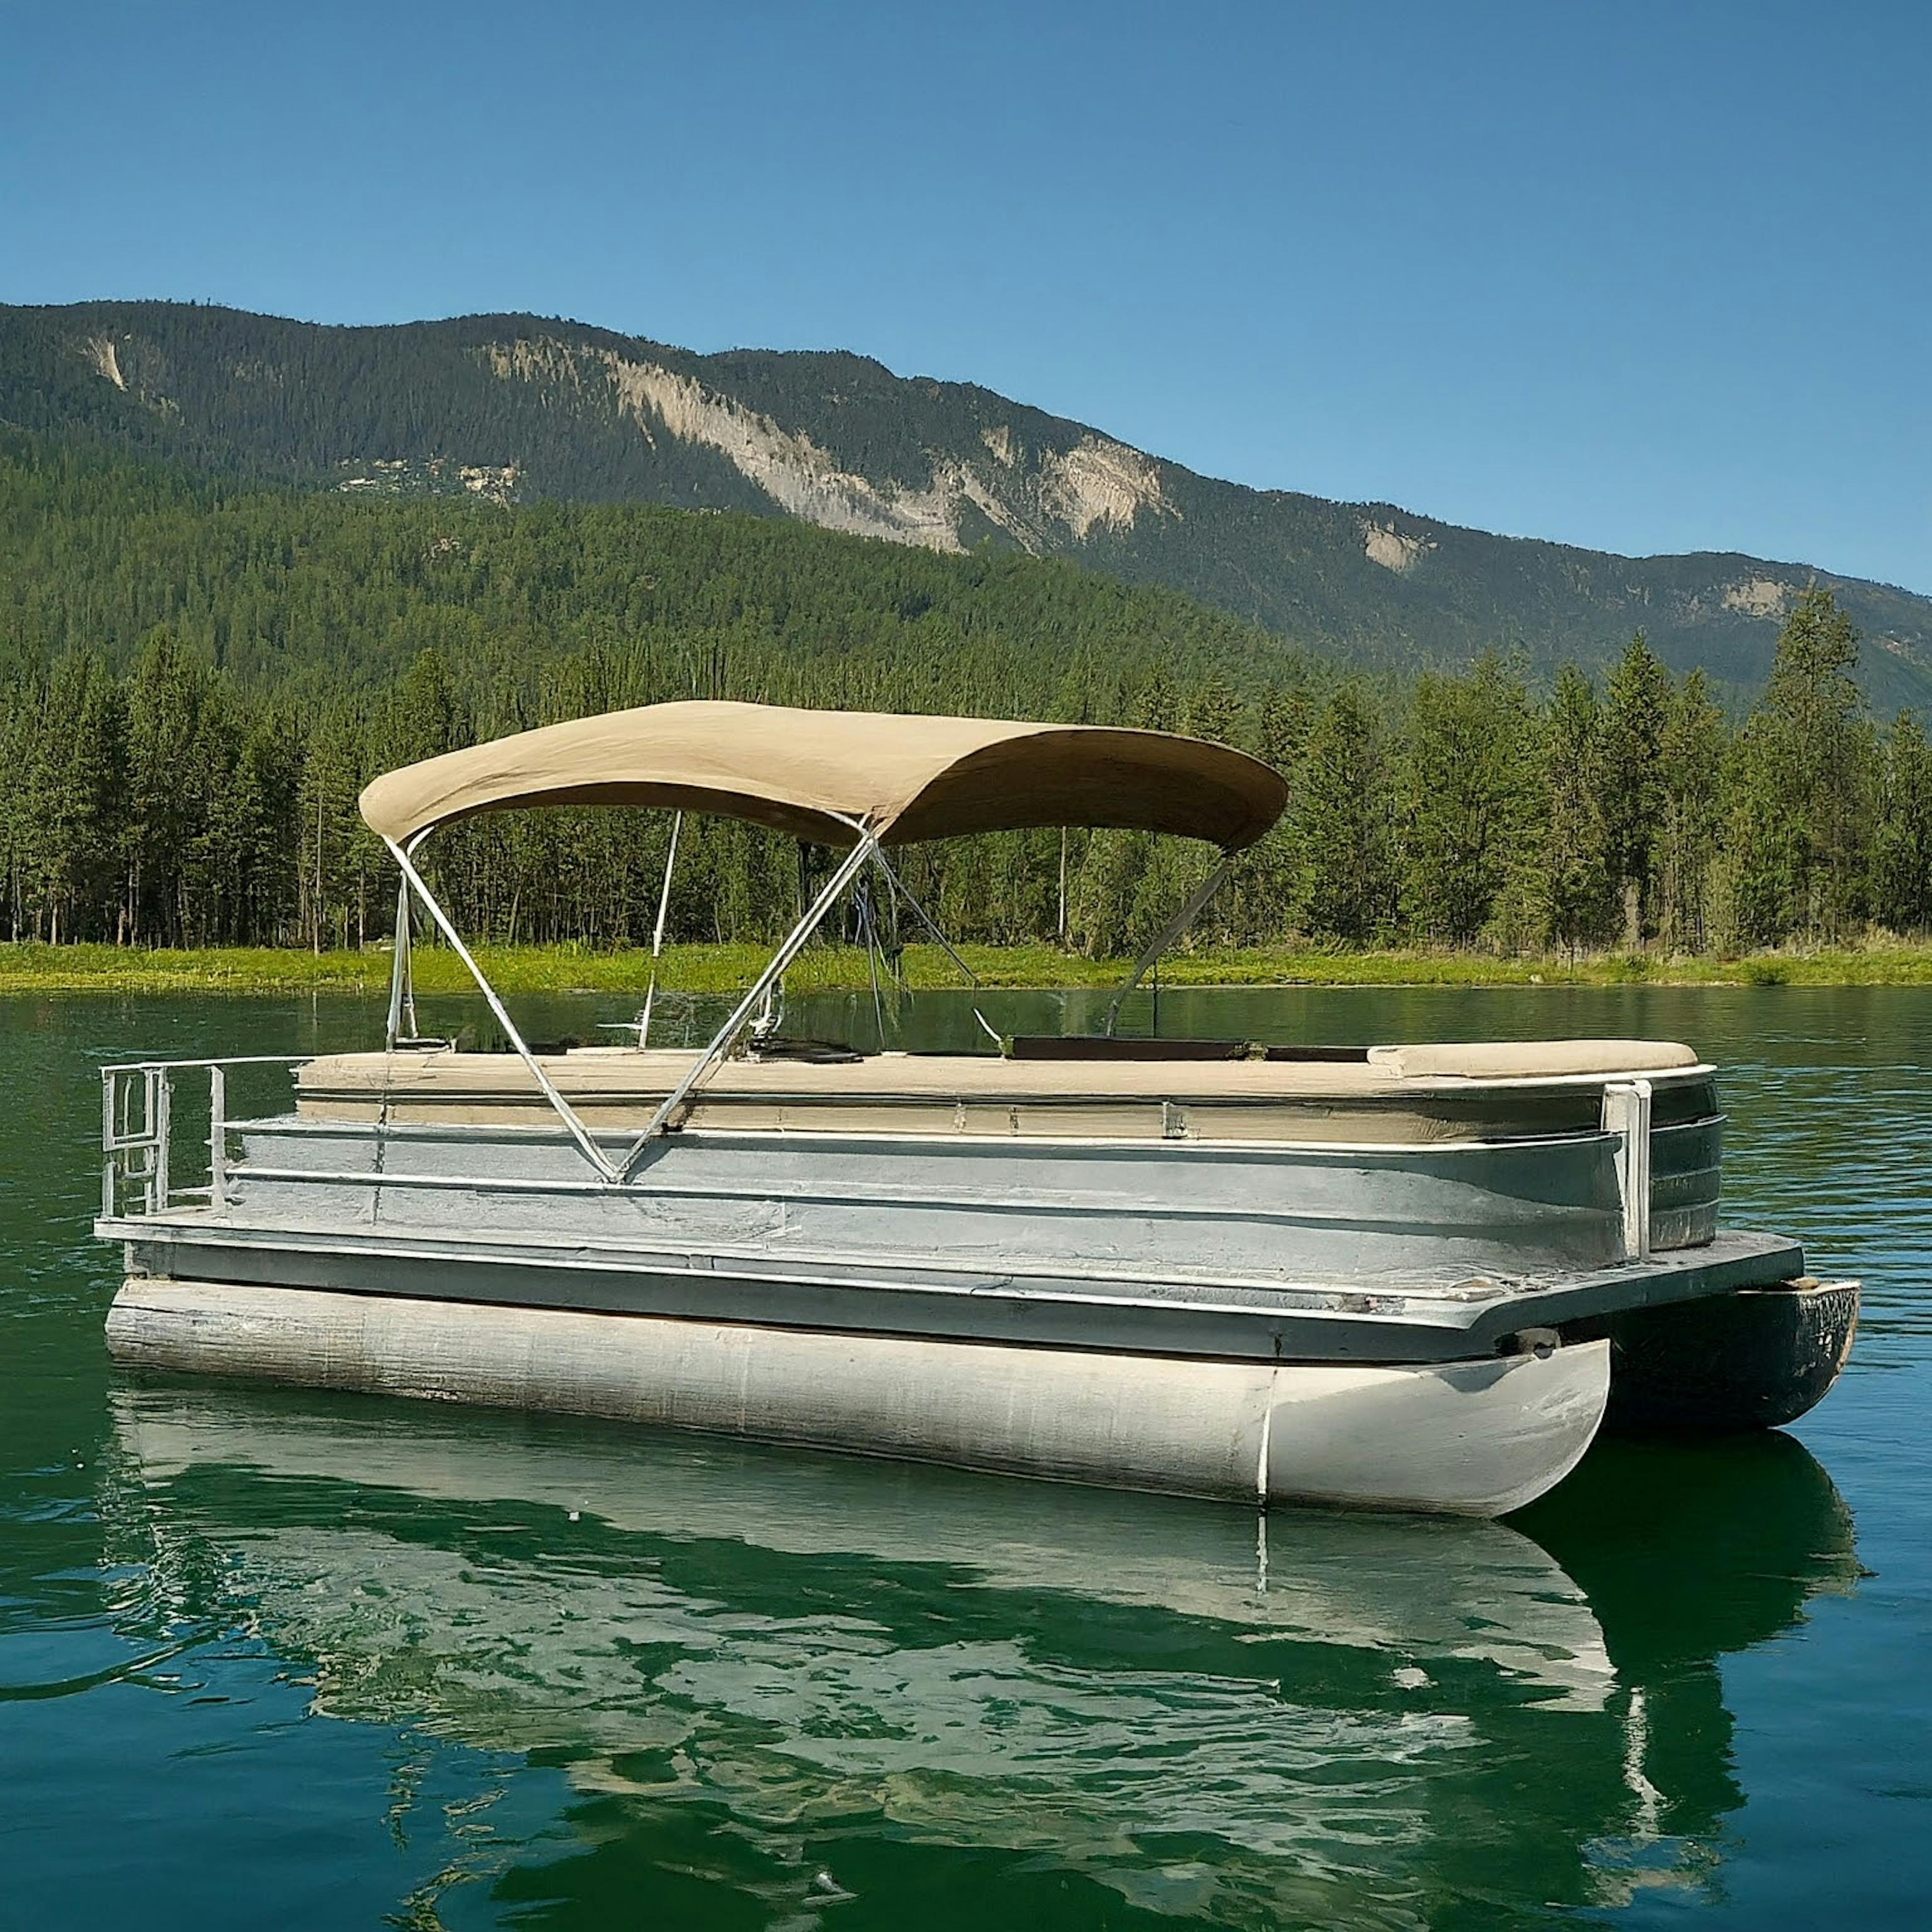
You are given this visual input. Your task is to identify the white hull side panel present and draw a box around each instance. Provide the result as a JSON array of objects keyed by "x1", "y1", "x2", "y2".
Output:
[{"x1": 105, "y1": 1278, "x2": 1609, "y2": 1517}]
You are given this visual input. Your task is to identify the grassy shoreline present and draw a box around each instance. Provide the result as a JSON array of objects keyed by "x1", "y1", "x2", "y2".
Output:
[{"x1": 8, "y1": 938, "x2": 1932, "y2": 995}]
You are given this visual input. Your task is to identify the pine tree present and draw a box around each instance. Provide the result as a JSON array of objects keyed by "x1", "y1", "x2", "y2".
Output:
[
  {"x1": 18, "y1": 656, "x2": 126, "y2": 942},
  {"x1": 1229, "y1": 678, "x2": 1313, "y2": 945},
  {"x1": 1869, "y1": 711, "x2": 1932, "y2": 933},
  {"x1": 1398, "y1": 654, "x2": 1538, "y2": 945},
  {"x1": 124, "y1": 629, "x2": 213, "y2": 946},
  {"x1": 1534, "y1": 666, "x2": 1615, "y2": 956},
  {"x1": 1655, "y1": 670, "x2": 1726, "y2": 952},
  {"x1": 295, "y1": 702, "x2": 371, "y2": 951},
  {"x1": 1296, "y1": 683, "x2": 1397, "y2": 943},
  {"x1": 1597, "y1": 632, "x2": 1669, "y2": 943},
  {"x1": 1728, "y1": 589, "x2": 1872, "y2": 943}
]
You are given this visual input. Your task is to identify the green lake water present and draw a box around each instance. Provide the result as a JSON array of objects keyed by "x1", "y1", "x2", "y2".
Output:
[{"x1": 3, "y1": 983, "x2": 1928, "y2": 1928}]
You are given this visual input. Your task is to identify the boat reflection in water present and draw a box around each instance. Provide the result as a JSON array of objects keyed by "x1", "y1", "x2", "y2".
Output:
[{"x1": 107, "y1": 1391, "x2": 1858, "y2": 1926}]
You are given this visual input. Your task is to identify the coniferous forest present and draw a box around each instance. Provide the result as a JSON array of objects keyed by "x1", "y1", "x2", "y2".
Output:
[{"x1": 4, "y1": 426, "x2": 1930, "y2": 962}]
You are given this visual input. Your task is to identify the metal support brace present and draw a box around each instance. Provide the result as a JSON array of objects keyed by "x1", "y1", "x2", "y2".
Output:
[
  {"x1": 152, "y1": 1068, "x2": 172, "y2": 1212},
  {"x1": 383, "y1": 835, "x2": 619, "y2": 1181},
  {"x1": 640, "y1": 809, "x2": 683, "y2": 1047},
  {"x1": 1603, "y1": 1079, "x2": 1653, "y2": 1261},
  {"x1": 867, "y1": 850, "x2": 979, "y2": 987},
  {"x1": 384, "y1": 874, "x2": 412, "y2": 1049},
  {"x1": 618, "y1": 833, "x2": 879, "y2": 1175},
  {"x1": 208, "y1": 1064, "x2": 227, "y2": 1210},
  {"x1": 100, "y1": 1074, "x2": 115, "y2": 1219},
  {"x1": 1103, "y1": 856, "x2": 1235, "y2": 1037},
  {"x1": 855, "y1": 872, "x2": 887, "y2": 1047}
]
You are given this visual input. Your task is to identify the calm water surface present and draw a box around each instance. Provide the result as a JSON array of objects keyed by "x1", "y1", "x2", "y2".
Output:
[{"x1": 3, "y1": 984, "x2": 1928, "y2": 1929}]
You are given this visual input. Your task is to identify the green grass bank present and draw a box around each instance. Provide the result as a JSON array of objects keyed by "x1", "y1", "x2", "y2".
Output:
[{"x1": 7, "y1": 939, "x2": 1932, "y2": 996}]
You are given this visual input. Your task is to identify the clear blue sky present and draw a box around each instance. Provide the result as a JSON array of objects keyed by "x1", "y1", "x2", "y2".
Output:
[{"x1": 4, "y1": 0, "x2": 1927, "y2": 590}]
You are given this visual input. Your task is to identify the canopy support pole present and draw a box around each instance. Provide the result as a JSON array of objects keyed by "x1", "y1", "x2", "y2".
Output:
[
  {"x1": 855, "y1": 873, "x2": 888, "y2": 1049},
  {"x1": 384, "y1": 874, "x2": 411, "y2": 1050},
  {"x1": 383, "y1": 836, "x2": 618, "y2": 1181},
  {"x1": 1103, "y1": 856, "x2": 1234, "y2": 1038},
  {"x1": 867, "y1": 851, "x2": 978, "y2": 987},
  {"x1": 618, "y1": 832, "x2": 880, "y2": 1176},
  {"x1": 639, "y1": 810, "x2": 682, "y2": 1048}
]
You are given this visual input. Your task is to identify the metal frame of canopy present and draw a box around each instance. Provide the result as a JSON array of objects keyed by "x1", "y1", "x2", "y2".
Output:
[
  {"x1": 366, "y1": 703, "x2": 1285, "y2": 1186},
  {"x1": 380, "y1": 818, "x2": 880, "y2": 1182}
]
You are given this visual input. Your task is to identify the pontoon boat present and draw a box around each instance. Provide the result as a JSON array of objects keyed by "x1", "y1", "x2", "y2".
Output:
[{"x1": 96, "y1": 702, "x2": 1859, "y2": 1514}]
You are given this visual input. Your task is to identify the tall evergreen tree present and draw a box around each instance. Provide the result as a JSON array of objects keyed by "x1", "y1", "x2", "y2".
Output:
[
  {"x1": 1225, "y1": 677, "x2": 1312, "y2": 946},
  {"x1": 295, "y1": 701, "x2": 372, "y2": 951},
  {"x1": 1869, "y1": 711, "x2": 1932, "y2": 933},
  {"x1": 1597, "y1": 632, "x2": 1670, "y2": 943},
  {"x1": 1728, "y1": 589, "x2": 1872, "y2": 943},
  {"x1": 1654, "y1": 670, "x2": 1726, "y2": 952},
  {"x1": 1296, "y1": 683, "x2": 1397, "y2": 943},
  {"x1": 1398, "y1": 654, "x2": 1538, "y2": 945},
  {"x1": 1533, "y1": 666, "x2": 1615, "y2": 956},
  {"x1": 207, "y1": 712, "x2": 300, "y2": 943},
  {"x1": 124, "y1": 629, "x2": 214, "y2": 946},
  {"x1": 16, "y1": 655, "x2": 126, "y2": 942}
]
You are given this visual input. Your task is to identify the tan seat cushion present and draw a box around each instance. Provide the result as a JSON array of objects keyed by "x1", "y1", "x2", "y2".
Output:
[{"x1": 1367, "y1": 1040, "x2": 1700, "y2": 1080}]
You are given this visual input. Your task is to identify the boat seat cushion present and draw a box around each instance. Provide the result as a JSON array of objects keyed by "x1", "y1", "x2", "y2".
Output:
[{"x1": 1367, "y1": 1040, "x2": 1700, "y2": 1080}]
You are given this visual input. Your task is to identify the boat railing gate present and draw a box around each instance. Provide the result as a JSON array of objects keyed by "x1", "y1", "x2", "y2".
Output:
[{"x1": 102, "y1": 1057, "x2": 311, "y2": 1219}]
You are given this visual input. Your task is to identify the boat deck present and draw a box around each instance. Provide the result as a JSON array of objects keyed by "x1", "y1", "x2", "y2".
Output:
[{"x1": 104, "y1": 1206, "x2": 1801, "y2": 1364}]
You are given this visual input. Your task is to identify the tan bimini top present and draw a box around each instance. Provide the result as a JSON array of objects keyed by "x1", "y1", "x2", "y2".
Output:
[{"x1": 358, "y1": 700, "x2": 1289, "y2": 850}]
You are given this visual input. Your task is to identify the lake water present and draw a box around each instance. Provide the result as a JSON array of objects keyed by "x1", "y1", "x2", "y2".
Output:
[{"x1": 3, "y1": 983, "x2": 1928, "y2": 1929}]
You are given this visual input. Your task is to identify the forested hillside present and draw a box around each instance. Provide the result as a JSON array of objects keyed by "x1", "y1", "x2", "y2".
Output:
[
  {"x1": 2, "y1": 425, "x2": 1926, "y2": 964},
  {"x1": 10, "y1": 299, "x2": 1932, "y2": 710},
  {"x1": 0, "y1": 427, "x2": 1271, "y2": 697}
]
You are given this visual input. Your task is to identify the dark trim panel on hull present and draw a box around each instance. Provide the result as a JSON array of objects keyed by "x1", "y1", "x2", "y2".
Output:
[{"x1": 1586, "y1": 1278, "x2": 1861, "y2": 1432}]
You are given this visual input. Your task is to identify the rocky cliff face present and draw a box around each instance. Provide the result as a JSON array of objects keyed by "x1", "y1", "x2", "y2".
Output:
[{"x1": 7, "y1": 299, "x2": 1930, "y2": 706}]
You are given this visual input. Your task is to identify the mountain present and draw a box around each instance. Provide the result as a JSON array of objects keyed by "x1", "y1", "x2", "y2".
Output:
[{"x1": 6, "y1": 298, "x2": 1930, "y2": 707}]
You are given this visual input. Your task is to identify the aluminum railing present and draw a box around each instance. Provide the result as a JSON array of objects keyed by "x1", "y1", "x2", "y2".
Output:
[
  {"x1": 101, "y1": 1056, "x2": 310, "y2": 1218},
  {"x1": 102, "y1": 1054, "x2": 1661, "y2": 1263}
]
